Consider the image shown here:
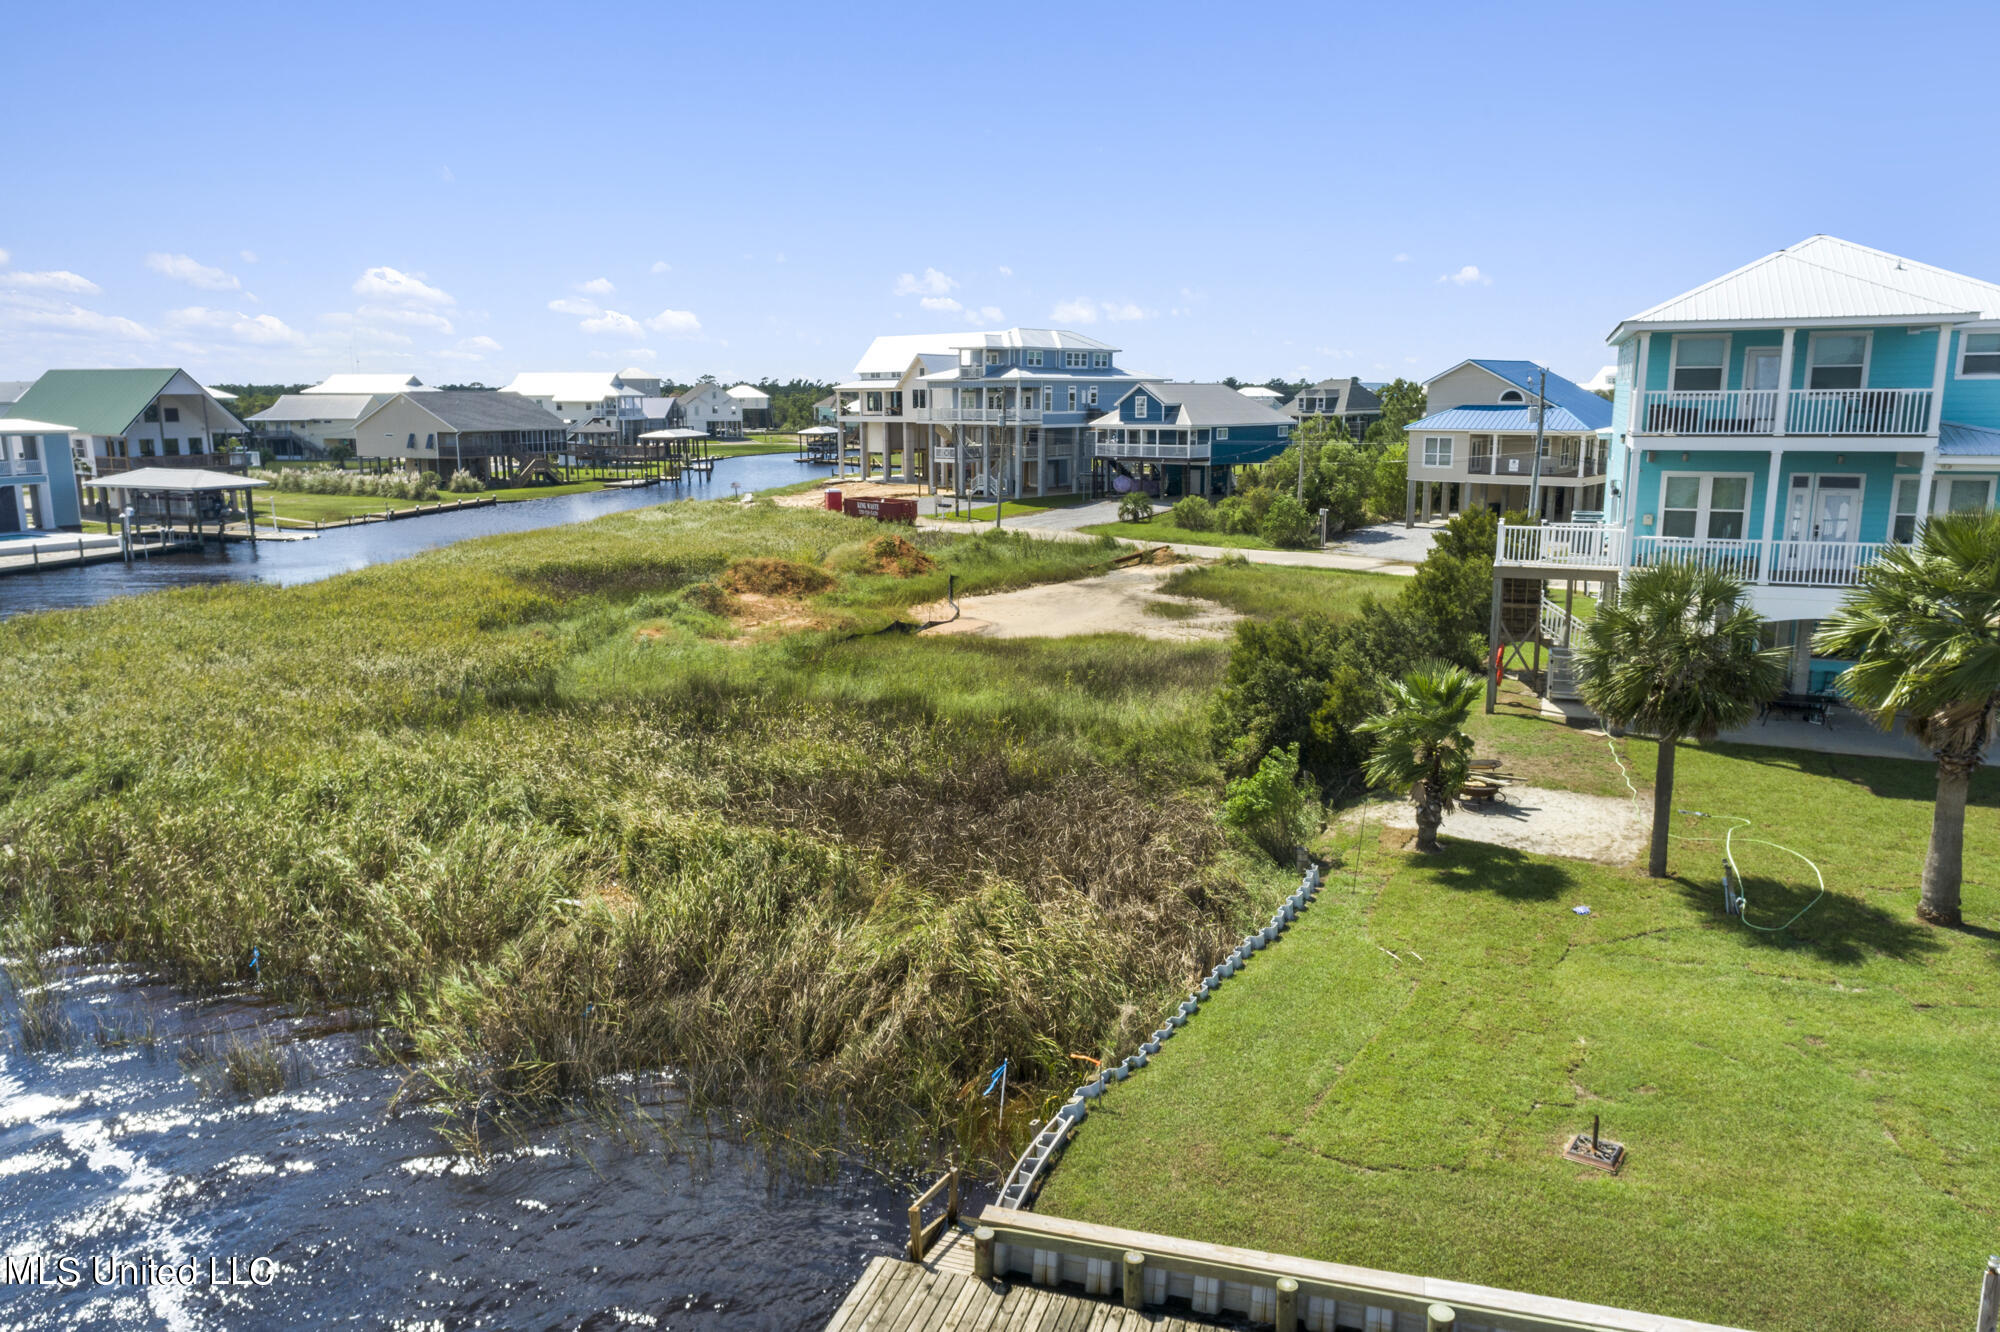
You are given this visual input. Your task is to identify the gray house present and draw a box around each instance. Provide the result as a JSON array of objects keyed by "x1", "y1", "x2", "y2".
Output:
[{"x1": 1286, "y1": 377, "x2": 1382, "y2": 438}]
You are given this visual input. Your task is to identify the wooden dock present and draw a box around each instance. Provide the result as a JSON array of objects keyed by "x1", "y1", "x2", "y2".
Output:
[{"x1": 826, "y1": 1251, "x2": 1209, "y2": 1332}]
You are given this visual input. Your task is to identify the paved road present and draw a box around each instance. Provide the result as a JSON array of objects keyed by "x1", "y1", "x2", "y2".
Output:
[{"x1": 915, "y1": 512, "x2": 1434, "y2": 575}]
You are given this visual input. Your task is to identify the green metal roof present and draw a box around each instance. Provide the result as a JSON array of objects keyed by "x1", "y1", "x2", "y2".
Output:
[{"x1": 9, "y1": 369, "x2": 181, "y2": 437}]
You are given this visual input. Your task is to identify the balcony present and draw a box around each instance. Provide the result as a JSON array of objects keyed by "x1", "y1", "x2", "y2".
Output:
[
  {"x1": 1468, "y1": 453, "x2": 1602, "y2": 479},
  {"x1": 1095, "y1": 440, "x2": 1210, "y2": 461},
  {"x1": 0, "y1": 457, "x2": 48, "y2": 478},
  {"x1": 1498, "y1": 521, "x2": 1890, "y2": 588},
  {"x1": 1638, "y1": 388, "x2": 1933, "y2": 438},
  {"x1": 929, "y1": 407, "x2": 1043, "y2": 424}
]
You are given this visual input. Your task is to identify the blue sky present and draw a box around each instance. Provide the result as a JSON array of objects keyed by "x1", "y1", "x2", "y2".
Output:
[{"x1": 2, "y1": 0, "x2": 1994, "y2": 390}]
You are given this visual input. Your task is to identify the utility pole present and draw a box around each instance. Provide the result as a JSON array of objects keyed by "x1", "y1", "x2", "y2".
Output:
[
  {"x1": 994, "y1": 390, "x2": 1007, "y2": 531},
  {"x1": 1526, "y1": 366, "x2": 1549, "y2": 519}
]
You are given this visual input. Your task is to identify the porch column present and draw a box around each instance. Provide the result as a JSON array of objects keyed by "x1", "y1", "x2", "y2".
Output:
[
  {"x1": 1917, "y1": 450, "x2": 1938, "y2": 524},
  {"x1": 1774, "y1": 328, "x2": 1796, "y2": 438},
  {"x1": 1928, "y1": 323, "x2": 1954, "y2": 438},
  {"x1": 1405, "y1": 477, "x2": 1416, "y2": 528},
  {"x1": 1757, "y1": 448, "x2": 1785, "y2": 582}
]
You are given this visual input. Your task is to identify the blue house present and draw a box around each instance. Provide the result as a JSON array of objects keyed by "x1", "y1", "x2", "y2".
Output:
[
  {"x1": 1499, "y1": 234, "x2": 2000, "y2": 694},
  {"x1": 1089, "y1": 382, "x2": 1295, "y2": 498},
  {"x1": 0, "y1": 416, "x2": 83, "y2": 532},
  {"x1": 1403, "y1": 359, "x2": 1614, "y2": 522}
]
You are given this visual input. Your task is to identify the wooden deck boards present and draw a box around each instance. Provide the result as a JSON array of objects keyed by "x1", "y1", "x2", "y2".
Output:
[{"x1": 825, "y1": 1257, "x2": 1204, "y2": 1332}]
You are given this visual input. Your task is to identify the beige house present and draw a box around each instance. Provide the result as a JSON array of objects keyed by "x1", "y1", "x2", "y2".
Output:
[
  {"x1": 1403, "y1": 359, "x2": 1614, "y2": 523},
  {"x1": 351, "y1": 390, "x2": 565, "y2": 478}
]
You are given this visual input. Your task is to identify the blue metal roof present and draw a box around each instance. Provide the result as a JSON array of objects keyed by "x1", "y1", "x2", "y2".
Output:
[
  {"x1": 1461, "y1": 360, "x2": 1613, "y2": 430},
  {"x1": 1406, "y1": 403, "x2": 1604, "y2": 433},
  {"x1": 1939, "y1": 420, "x2": 2000, "y2": 456}
]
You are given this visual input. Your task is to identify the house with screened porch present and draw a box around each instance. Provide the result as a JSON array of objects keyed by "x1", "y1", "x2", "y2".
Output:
[{"x1": 1496, "y1": 234, "x2": 2000, "y2": 699}]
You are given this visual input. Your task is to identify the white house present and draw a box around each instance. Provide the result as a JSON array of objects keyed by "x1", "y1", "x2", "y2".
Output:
[
  {"x1": 675, "y1": 382, "x2": 743, "y2": 438},
  {"x1": 726, "y1": 383, "x2": 771, "y2": 429},
  {"x1": 9, "y1": 369, "x2": 248, "y2": 480},
  {"x1": 501, "y1": 372, "x2": 647, "y2": 441},
  {"x1": 305, "y1": 372, "x2": 431, "y2": 396}
]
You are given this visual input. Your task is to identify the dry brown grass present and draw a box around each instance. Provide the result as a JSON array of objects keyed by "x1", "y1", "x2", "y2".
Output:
[{"x1": 721, "y1": 557, "x2": 836, "y2": 597}]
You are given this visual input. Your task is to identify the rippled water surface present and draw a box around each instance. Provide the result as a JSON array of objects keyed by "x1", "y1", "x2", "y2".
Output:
[
  {"x1": 0, "y1": 453, "x2": 823, "y2": 619},
  {"x1": 0, "y1": 957, "x2": 942, "y2": 1330}
]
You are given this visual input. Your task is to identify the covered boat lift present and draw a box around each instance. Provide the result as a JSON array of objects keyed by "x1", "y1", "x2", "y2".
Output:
[{"x1": 92, "y1": 466, "x2": 269, "y2": 552}]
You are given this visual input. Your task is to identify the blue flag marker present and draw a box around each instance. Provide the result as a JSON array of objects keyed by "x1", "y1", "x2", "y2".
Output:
[{"x1": 982, "y1": 1060, "x2": 1008, "y2": 1096}]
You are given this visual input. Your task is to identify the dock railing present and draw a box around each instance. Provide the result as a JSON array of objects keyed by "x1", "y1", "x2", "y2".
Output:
[
  {"x1": 970, "y1": 1205, "x2": 1750, "y2": 1332},
  {"x1": 907, "y1": 1166, "x2": 961, "y2": 1261}
]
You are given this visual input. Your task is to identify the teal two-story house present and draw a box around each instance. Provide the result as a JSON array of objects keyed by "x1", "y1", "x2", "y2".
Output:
[{"x1": 1500, "y1": 235, "x2": 2000, "y2": 692}]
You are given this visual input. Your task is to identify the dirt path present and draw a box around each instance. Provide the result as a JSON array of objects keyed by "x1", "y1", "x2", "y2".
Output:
[
  {"x1": 1375, "y1": 784, "x2": 1645, "y2": 865},
  {"x1": 916, "y1": 565, "x2": 1238, "y2": 642}
]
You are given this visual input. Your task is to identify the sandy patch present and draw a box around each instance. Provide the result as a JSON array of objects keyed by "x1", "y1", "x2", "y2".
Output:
[
  {"x1": 917, "y1": 565, "x2": 1239, "y2": 642},
  {"x1": 773, "y1": 480, "x2": 926, "y2": 510},
  {"x1": 1378, "y1": 784, "x2": 1644, "y2": 865}
]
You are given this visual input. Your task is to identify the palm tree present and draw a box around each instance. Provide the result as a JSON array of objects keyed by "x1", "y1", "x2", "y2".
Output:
[
  {"x1": 1814, "y1": 511, "x2": 2000, "y2": 927},
  {"x1": 1357, "y1": 661, "x2": 1483, "y2": 852},
  {"x1": 1574, "y1": 561, "x2": 1787, "y2": 878}
]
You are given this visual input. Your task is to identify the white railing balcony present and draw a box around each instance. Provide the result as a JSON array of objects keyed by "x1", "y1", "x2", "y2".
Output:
[
  {"x1": 1630, "y1": 534, "x2": 1762, "y2": 581},
  {"x1": 1630, "y1": 535, "x2": 1889, "y2": 587},
  {"x1": 1497, "y1": 521, "x2": 1628, "y2": 569},
  {"x1": 1638, "y1": 387, "x2": 1933, "y2": 437},
  {"x1": 929, "y1": 407, "x2": 1042, "y2": 424},
  {"x1": 1094, "y1": 441, "x2": 1209, "y2": 461},
  {"x1": 0, "y1": 458, "x2": 46, "y2": 477}
]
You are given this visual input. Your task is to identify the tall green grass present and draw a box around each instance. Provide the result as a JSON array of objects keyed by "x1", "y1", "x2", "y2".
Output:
[{"x1": 0, "y1": 500, "x2": 1276, "y2": 1164}]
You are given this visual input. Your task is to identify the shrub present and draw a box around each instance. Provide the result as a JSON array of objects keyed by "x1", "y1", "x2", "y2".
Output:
[
  {"x1": 1219, "y1": 743, "x2": 1319, "y2": 863},
  {"x1": 445, "y1": 470, "x2": 485, "y2": 494},
  {"x1": 1169, "y1": 496, "x2": 1213, "y2": 531},
  {"x1": 1118, "y1": 492, "x2": 1155, "y2": 523},
  {"x1": 1213, "y1": 496, "x2": 1253, "y2": 535},
  {"x1": 1260, "y1": 494, "x2": 1316, "y2": 548},
  {"x1": 721, "y1": 557, "x2": 835, "y2": 597}
]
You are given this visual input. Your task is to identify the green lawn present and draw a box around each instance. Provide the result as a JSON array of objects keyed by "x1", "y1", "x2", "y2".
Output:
[
  {"x1": 709, "y1": 438, "x2": 798, "y2": 457},
  {"x1": 1157, "y1": 559, "x2": 1400, "y2": 623},
  {"x1": 258, "y1": 481, "x2": 619, "y2": 525},
  {"x1": 1038, "y1": 712, "x2": 2000, "y2": 1332},
  {"x1": 1078, "y1": 518, "x2": 1308, "y2": 551},
  {"x1": 935, "y1": 493, "x2": 1099, "y2": 524}
]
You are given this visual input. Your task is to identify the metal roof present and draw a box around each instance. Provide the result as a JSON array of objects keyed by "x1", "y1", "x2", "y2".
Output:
[
  {"x1": 1286, "y1": 376, "x2": 1382, "y2": 415},
  {"x1": 952, "y1": 328, "x2": 1117, "y2": 353},
  {"x1": 1426, "y1": 361, "x2": 1613, "y2": 430},
  {"x1": 95, "y1": 467, "x2": 267, "y2": 491},
  {"x1": 305, "y1": 373, "x2": 430, "y2": 395},
  {"x1": 0, "y1": 417, "x2": 78, "y2": 435},
  {"x1": 1097, "y1": 382, "x2": 1295, "y2": 428},
  {"x1": 250, "y1": 393, "x2": 377, "y2": 423},
  {"x1": 851, "y1": 332, "x2": 986, "y2": 376},
  {"x1": 501, "y1": 372, "x2": 641, "y2": 402},
  {"x1": 357, "y1": 391, "x2": 564, "y2": 433},
  {"x1": 1406, "y1": 404, "x2": 1604, "y2": 433},
  {"x1": 1938, "y1": 421, "x2": 2000, "y2": 457},
  {"x1": 1611, "y1": 235, "x2": 2000, "y2": 341},
  {"x1": 10, "y1": 369, "x2": 247, "y2": 438},
  {"x1": 725, "y1": 384, "x2": 769, "y2": 402},
  {"x1": 639, "y1": 428, "x2": 710, "y2": 440},
  {"x1": 0, "y1": 381, "x2": 34, "y2": 405}
]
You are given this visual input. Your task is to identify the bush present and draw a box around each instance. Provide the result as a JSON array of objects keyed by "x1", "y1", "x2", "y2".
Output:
[
  {"x1": 1169, "y1": 496, "x2": 1213, "y2": 531},
  {"x1": 1118, "y1": 492, "x2": 1155, "y2": 523},
  {"x1": 445, "y1": 470, "x2": 485, "y2": 494},
  {"x1": 1260, "y1": 494, "x2": 1316, "y2": 548},
  {"x1": 250, "y1": 467, "x2": 440, "y2": 502},
  {"x1": 1219, "y1": 743, "x2": 1319, "y2": 864},
  {"x1": 1213, "y1": 496, "x2": 1252, "y2": 535}
]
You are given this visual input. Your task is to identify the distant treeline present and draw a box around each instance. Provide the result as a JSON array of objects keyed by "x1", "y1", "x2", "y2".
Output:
[{"x1": 210, "y1": 383, "x2": 309, "y2": 421}]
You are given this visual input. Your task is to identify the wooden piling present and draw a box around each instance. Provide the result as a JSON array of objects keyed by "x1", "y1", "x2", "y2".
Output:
[
  {"x1": 1427, "y1": 1303, "x2": 1457, "y2": 1331},
  {"x1": 1275, "y1": 1277, "x2": 1298, "y2": 1329},
  {"x1": 1121, "y1": 1251, "x2": 1145, "y2": 1308},
  {"x1": 972, "y1": 1227, "x2": 995, "y2": 1281}
]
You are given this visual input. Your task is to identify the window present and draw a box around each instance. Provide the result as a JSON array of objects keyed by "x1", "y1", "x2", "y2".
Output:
[
  {"x1": 1024, "y1": 349, "x2": 1043, "y2": 367},
  {"x1": 1894, "y1": 476, "x2": 1922, "y2": 542},
  {"x1": 1940, "y1": 476, "x2": 1994, "y2": 514},
  {"x1": 911, "y1": 389, "x2": 927, "y2": 409},
  {"x1": 1066, "y1": 387, "x2": 1077, "y2": 412},
  {"x1": 865, "y1": 391, "x2": 883, "y2": 412},
  {"x1": 1216, "y1": 427, "x2": 1230, "y2": 440},
  {"x1": 407, "y1": 433, "x2": 417, "y2": 449},
  {"x1": 1808, "y1": 333, "x2": 1867, "y2": 390},
  {"x1": 888, "y1": 391, "x2": 902, "y2": 414},
  {"x1": 1671, "y1": 336, "x2": 1726, "y2": 392},
  {"x1": 1423, "y1": 435, "x2": 1453, "y2": 467},
  {"x1": 1278, "y1": 423, "x2": 1290, "y2": 437},
  {"x1": 1091, "y1": 351, "x2": 1110, "y2": 368},
  {"x1": 984, "y1": 349, "x2": 1002, "y2": 365},
  {"x1": 1041, "y1": 387, "x2": 1052, "y2": 411},
  {"x1": 143, "y1": 406, "x2": 160, "y2": 424},
  {"x1": 1660, "y1": 473, "x2": 1750, "y2": 540},
  {"x1": 1961, "y1": 332, "x2": 2000, "y2": 377},
  {"x1": 1064, "y1": 350, "x2": 1087, "y2": 368},
  {"x1": 187, "y1": 435, "x2": 203, "y2": 450},
  {"x1": 425, "y1": 434, "x2": 436, "y2": 450},
  {"x1": 1498, "y1": 389, "x2": 1524, "y2": 404},
  {"x1": 164, "y1": 406, "x2": 180, "y2": 423},
  {"x1": 1133, "y1": 395, "x2": 1149, "y2": 419},
  {"x1": 161, "y1": 438, "x2": 177, "y2": 453}
]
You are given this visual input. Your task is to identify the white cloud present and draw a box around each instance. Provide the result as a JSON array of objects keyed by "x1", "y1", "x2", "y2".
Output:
[
  {"x1": 1051, "y1": 298, "x2": 1099, "y2": 325},
  {"x1": 973, "y1": 306, "x2": 1003, "y2": 323},
  {"x1": 1, "y1": 295, "x2": 152, "y2": 342},
  {"x1": 0, "y1": 248, "x2": 9, "y2": 266},
  {"x1": 439, "y1": 165, "x2": 455, "y2": 182},
  {"x1": 1438, "y1": 265, "x2": 1490, "y2": 286},
  {"x1": 998, "y1": 265, "x2": 1013, "y2": 277},
  {"x1": 650, "y1": 260, "x2": 672, "y2": 274},
  {"x1": 1393, "y1": 253, "x2": 1411, "y2": 263},
  {"x1": 547, "y1": 297, "x2": 599, "y2": 316},
  {"x1": 623, "y1": 348, "x2": 657, "y2": 361},
  {"x1": 240, "y1": 249, "x2": 258, "y2": 264},
  {"x1": 352, "y1": 265, "x2": 454, "y2": 306},
  {"x1": 356, "y1": 304, "x2": 454, "y2": 334},
  {"x1": 1315, "y1": 346, "x2": 1355, "y2": 360},
  {"x1": 2, "y1": 269, "x2": 101, "y2": 295},
  {"x1": 576, "y1": 277, "x2": 615, "y2": 295},
  {"x1": 581, "y1": 310, "x2": 646, "y2": 339},
  {"x1": 919, "y1": 296, "x2": 963, "y2": 313},
  {"x1": 894, "y1": 267, "x2": 957, "y2": 298},
  {"x1": 645, "y1": 308, "x2": 701, "y2": 337},
  {"x1": 1102, "y1": 302, "x2": 1148, "y2": 322},
  {"x1": 146, "y1": 252, "x2": 241, "y2": 292},
  {"x1": 459, "y1": 334, "x2": 502, "y2": 353}
]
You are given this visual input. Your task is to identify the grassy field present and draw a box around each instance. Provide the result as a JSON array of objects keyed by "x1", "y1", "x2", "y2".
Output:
[
  {"x1": 0, "y1": 501, "x2": 1286, "y2": 1163},
  {"x1": 1038, "y1": 691, "x2": 2000, "y2": 1331},
  {"x1": 1156, "y1": 558, "x2": 1400, "y2": 623},
  {"x1": 710, "y1": 438, "x2": 798, "y2": 457},
  {"x1": 935, "y1": 494, "x2": 1099, "y2": 524},
  {"x1": 1078, "y1": 518, "x2": 1304, "y2": 551}
]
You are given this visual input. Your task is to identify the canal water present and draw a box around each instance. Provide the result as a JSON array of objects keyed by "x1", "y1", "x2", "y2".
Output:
[
  {"x1": 0, "y1": 957, "x2": 959, "y2": 1331},
  {"x1": 0, "y1": 453, "x2": 820, "y2": 620}
]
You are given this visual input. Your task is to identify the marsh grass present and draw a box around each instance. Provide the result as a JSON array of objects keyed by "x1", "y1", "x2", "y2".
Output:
[
  {"x1": 179, "y1": 1032, "x2": 315, "y2": 1100},
  {"x1": 0, "y1": 500, "x2": 1272, "y2": 1162}
]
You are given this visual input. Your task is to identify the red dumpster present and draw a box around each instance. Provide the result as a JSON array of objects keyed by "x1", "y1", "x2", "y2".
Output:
[
  {"x1": 824, "y1": 488, "x2": 843, "y2": 512},
  {"x1": 842, "y1": 497, "x2": 918, "y2": 524}
]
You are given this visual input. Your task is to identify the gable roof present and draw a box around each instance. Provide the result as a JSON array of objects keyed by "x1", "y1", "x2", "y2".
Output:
[
  {"x1": 1099, "y1": 382, "x2": 1295, "y2": 428},
  {"x1": 951, "y1": 327, "x2": 1117, "y2": 353},
  {"x1": 852, "y1": 331, "x2": 988, "y2": 376},
  {"x1": 674, "y1": 382, "x2": 729, "y2": 404},
  {"x1": 1427, "y1": 360, "x2": 1611, "y2": 431},
  {"x1": 11, "y1": 369, "x2": 247, "y2": 437},
  {"x1": 358, "y1": 390, "x2": 562, "y2": 433},
  {"x1": 1289, "y1": 377, "x2": 1381, "y2": 414},
  {"x1": 306, "y1": 372, "x2": 429, "y2": 395},
  {"x1": 250, "y1": 393, "x2": 377, "y2": 423},
  {"x1": 725, "y1": 384, "x2": 769, "y2": 401},
  {"x1": 501, "y1": 372, "x2": 640, "y2": 402},
  {"x1": 0, "y1": 381, "x2": 34, "y2": 406},
  {"x1": 1406, "y1": 404, "x2": 1605, "y2": 434},
  {"x1": 1611, "y1": 235, "x2": 2000, "y2": 341}
]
